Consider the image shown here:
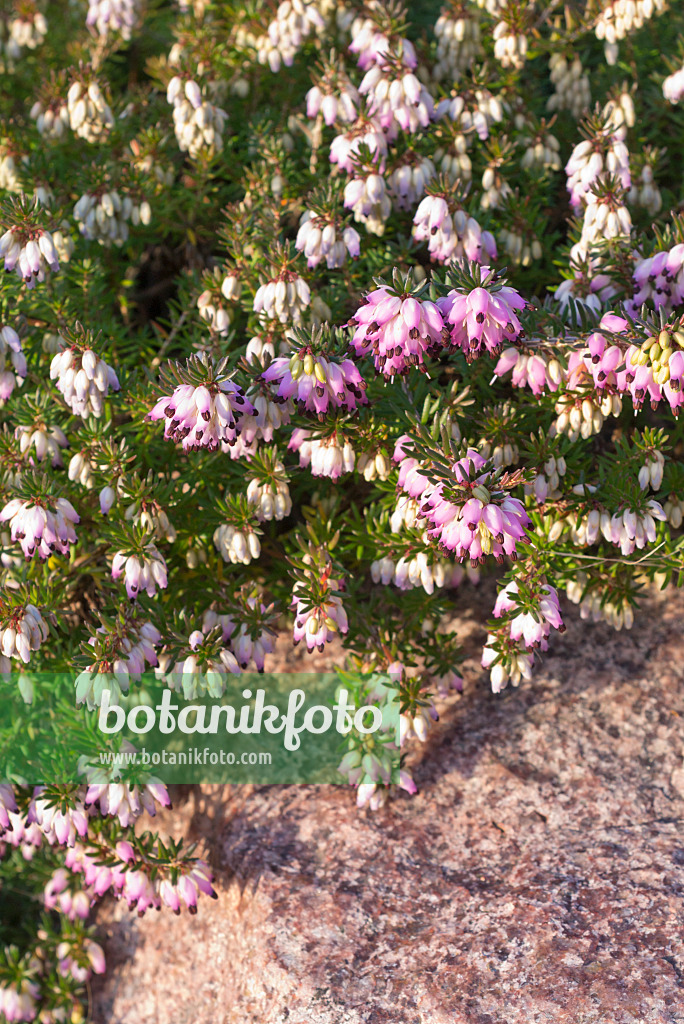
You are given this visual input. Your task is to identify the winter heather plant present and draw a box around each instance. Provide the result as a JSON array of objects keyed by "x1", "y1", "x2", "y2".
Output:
[{"x1": 2, "y1": 0, "x2": 684, "y2": 1015}]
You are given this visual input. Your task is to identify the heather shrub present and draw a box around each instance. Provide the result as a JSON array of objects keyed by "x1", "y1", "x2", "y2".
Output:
[{"x1": 1, "y1": 0, "x2": 684, "y2": 1016}]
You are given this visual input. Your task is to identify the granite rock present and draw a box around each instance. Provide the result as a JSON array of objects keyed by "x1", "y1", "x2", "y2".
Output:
[{"x1": 92, "y1": 587, "x2": 684, "y2": 1024}]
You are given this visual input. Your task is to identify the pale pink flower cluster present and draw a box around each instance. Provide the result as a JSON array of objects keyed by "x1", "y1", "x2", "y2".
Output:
[
  {"x1": 111, "y1": 544, "x2": 168, "y2": 600},
  {"x1": 149, "y1": 380, "x2": 253, "y2": 451},
  {"x1": 306, "y1": 71, "x2": 359, "y2": 124},
  {"x1": 253, "y1": 273, "x2": 310, "y2": 325},
  {"x1": 28, "y1": 788, "x2": 89, "y2": 847},
  {"x1": 85, "y1": 782, "x2": 170, "y2": 827},
  {"x1": 0, "y1": 603, "x2": 49, "y2": 676},
  {"x1": 50, "y1": 346, "x2": 120, "y2": 418},
  {"x1": 630, "y1": 244, "x2": 684, "y2": 315},
  {"x1": 44, "y1": 868, "x2": 91, "y2": 920},
  {"x1": 292, "y1": 575, "x2": 348, "y2": 652},
  {"x1": 349, "y1": 286, "x2": 445, "y2": 376},
  {"x1": 493, "y1": 347, "x2": 562, "y2": 396},
  {"x1": 343, "y1": 171, "x2": 392, "y2": 236},
  {"x1": 161, "y1": 627, "x2": 241, "y2": 700},
  {"x1": 492, "y1": 580, "x2": 564, "y2": 648},
  {"x1": 75, "y1": 620, "x2": 161, "y2": 709},
  {"x1": 295, "y1": 210, "x2": 360, "y2": 268},
  {"x1": 388, "y1": 156, "x2": 435, "y2": 210},
  {"x1": 358, "y1": 50, "x2": 434, "y2": 135},
  {"x1": 0, "y1": 496, "x2": 79, "y2": 560},
  {"x1": 203, "y1": 603, "x2": 276, "y2": 673},
  {"x1": 437, "y1": 270, "x2": 525, "y2": 360},
  {"x1": 0, "y1": 976, "x2": 39, "y2": 1023},
  {"x1": 0, "y1": 324, "x2": 26, "y2": 400},
  {"x1": 0, "y1": 226, "x2": 59, "y2": 288},
  {"x1": 565, "y1": 134, "x2": 630, "y2": 212},
  {"x1": 413, "y1": 195, "x2": 496, "y2": 265},
  {"x1": 349, "y1": 17, "x2": 417, "y2": 71},
  {"x1": 289, "y1": 428, "x2": 355, "y2": 479},
  {"x1": 329, "y1": 116, "x2": 387, "y2": 173},
  {"x1": 56, "y1": 935, "x2": 105, "y2": 983},
  {"x1": 65, "y1": 839, "x2": 216, "y2": 915},
  {"x1": 395, "y1": 440, "x2": 531, "y2": 564},
  {"x1": 262, "y1": 350, "x2": 367, "y2": 415},
  {"x1": 663, "y1": 63, "x2": 684, "y2": 104}
]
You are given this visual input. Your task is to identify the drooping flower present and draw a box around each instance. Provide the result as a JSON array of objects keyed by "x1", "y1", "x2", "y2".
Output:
[
  {"x1": 0, "y1": 496, "x2": 79, "y2": 560},
  {"x1": 349, "y1": 278, "x2": 446, "y2": 377},
  {"x1": 50, "y1": 346, "x2": 120, "y2": 417},
  {"x1": 111, "y1": 544, "x2": 168, "y2": 600},
  {"x1": 261, "y1": 348, "x2": 367, "y2": 416},
  {"x1": 437, "y1": 266, "x2": 525, "y2": 360},
  {"x1": 149, "y1": 361, "x2": 254, "y2": 452}
]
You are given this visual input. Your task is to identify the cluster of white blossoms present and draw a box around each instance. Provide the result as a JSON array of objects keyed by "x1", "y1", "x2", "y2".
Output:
[
  {"x1": 0, "y1": 323, "x2": 26, "y2": 401},
  {"x1": 197, "y1": 289, "x2": 231, "y2": 337},
  {"x1": 371, "y1": 550, "x2": 466, "y2": 595},
  {"x1": 663, "y1": 61, "x2": 684, "y2": 104},
  {"x1": 253, "y1": 0, "x2": 324, "y2": 73},
  {"x1": 0, "y1": 496, "x2": 80, "y2": 561},
  {"x1": 433, "y1": 5, "x2": 482, "y2": 82},
  {"x1": 289, "y1": 428, "x2": 355, "y2": 479},
  {"x1": 492, "y1": 15, "x2": 528, "y2": 69},
  {"x1": 30, "y1": 96, "x2": 70, "y2": 140},
  {"x1": 356, "y1": 449, "x2": 391, "y2": 482},
  {"x1": 0, "y1": 9, "x2": 47, "y2": 66},
  {"x1": 67, "y1": 80, "x2": 114, "y2": 143},
  {"x1": 253, "y1": 272, "x2": 311, "y2": 325},
  {"x1": 111, "y1": 544, "x2": 168, "y2": 600},
  {"x1": 388, "y1": 156, "x2": 436, "y2": 210},
  {"x1": 498, "y1": 227, "x2": 543, "y2": 267},
  {"x1": 595, "y1": 0, "x2": 667, "y2": 65},
  {"x1": 16, "y1": 422, "x2": 68, "y2": 468},
  {"x1": 213, "y1": 523, "x2": 261, "y2": 565},
  {"x1": 520, "y1": 130, "x2": 562, "y2": 172},
  {"x1": 525, "y1": 454, "x2": 567, "y2": 504},
  {"x1": 295, "y1": 210, "x2": 360, "y2": 269},
  {"x1": 547, "y1": 54, "x2": 591, "y2": 118},
  {"x1": 246, "y1": 472, "x2": 292, "y2": 521},
  {"x1": 638, "y1": 450, "x2": 664, "y2": 491},
  {"x1": 86, "y1": 0, "x2": 140, "y2": 41},
  {"x1": 566, "y1": 577, "x2": 635, "y2": 631},
  {"x1": 0, "y1": 226, "x2": 60, "y2": 289},
  {"x1": 572, "y1": 178, "x2": 632, "y2": 266},
  {"x1": 435, "y1": 88, "x2": 503, "y2": 184},
  {"x1": 68, "y1": 451, "x2": 95, "y2": 490},
  {"x1": 357, "y1": 48, "x2": 434, "y2": 136},
  {"x1": 553, "y1": 393, "x2": 621, "y2": 442},
  {"x1": 0, "y1": 141, "x2": 20, "y2": 194},
  {"x1": 343, "y1": 171, "x2": 392, "y2": 235},
  {"x1": 74, "y1": 191, "x2": 151, "y2": 246},
  {"x1": 50, "y1": 347, "x2": 120, "y2": 418},
  {"x1": 565, "y1": 125, "x2": 631, "y2": 212},
  {"x1": 160, "y1": 629, "x2": 240, "y2": 701},
  {"x1": 123, "y1": 500, "x2": 176, "y2": 542},
  {"x1": 412, "y1": 193, "x2": 497, "y2": 265},
  {"x1": 627, "y1": 155, "x2": 662, "y2": 216},
  {"x1": 664, "y1": 494, "x2": 684, "y2": 528},
  {"x1": 166, "y1": 76, "x2": 227, "y2": 158},
  {"x1": 306, "y1": 63, "x2": 358, "y2": 124},
  {"x1": 0, "y1": 604, "x2": 49, "y2": 676},
  {"x1": 481, "y1": 635, "x2": 533, "y2": 693}
]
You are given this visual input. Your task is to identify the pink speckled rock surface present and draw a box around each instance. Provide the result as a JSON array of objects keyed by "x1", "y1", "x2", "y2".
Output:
[{"x1": 92, "y1": 587, "x2": 684, "y2": 1024}]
